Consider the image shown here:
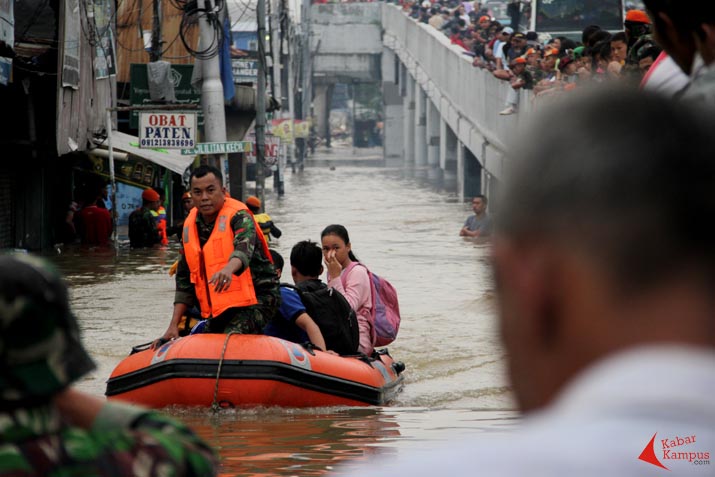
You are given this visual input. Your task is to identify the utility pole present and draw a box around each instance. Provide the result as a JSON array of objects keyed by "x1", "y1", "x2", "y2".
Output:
[
  {"x1": 275, "y1": 0, "x2": 288, "y2": 195},
  {"x1": 256, "y1": 0, "x2": 267, "y2": 204},
  {"x1": 268, "y1": 0, "x2": 284, "y2": 196},
  {"x1": 268, "y1": 0, "x2": 281, "y2": 105},
  {"x1": 150, "y1": 0, "x2": 162, "y2": 61},
  {"x1": 197, "y1": 0, "x2": 229, "y2": 185}
]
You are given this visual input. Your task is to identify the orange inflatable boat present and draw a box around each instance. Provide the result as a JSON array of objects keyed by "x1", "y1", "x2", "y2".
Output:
[{"x1": 105, "y1": 334, "x2": 405, "y2": 408}]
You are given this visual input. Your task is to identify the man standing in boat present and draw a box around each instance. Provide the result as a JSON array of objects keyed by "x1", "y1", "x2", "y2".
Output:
[{"x1": 155, "y1": 165, "x2": 280, "y2": 343}]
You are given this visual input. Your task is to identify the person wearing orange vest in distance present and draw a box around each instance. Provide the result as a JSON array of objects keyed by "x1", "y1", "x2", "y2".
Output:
[
  {"x1": 153, "y1": 165, "x2": 280, "y2": 346},
  {"x1": 150, "y1": 187, "x2": 169, "y2": 246},
  {"x1": 245, "y1": 195, "x2": 282, "y2": 243}
]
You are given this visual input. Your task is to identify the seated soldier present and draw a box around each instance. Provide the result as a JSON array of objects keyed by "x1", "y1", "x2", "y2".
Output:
[{"x1": 264, "y1": 242, "x2": 359, "y2": 356}]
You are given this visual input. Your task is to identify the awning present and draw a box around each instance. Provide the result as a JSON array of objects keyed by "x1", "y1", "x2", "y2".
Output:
[{"x1": 94, "y1": 131, "x2": 194, "y2": 175}]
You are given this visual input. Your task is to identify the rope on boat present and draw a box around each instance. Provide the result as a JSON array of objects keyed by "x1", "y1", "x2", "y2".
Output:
[{"x1": 211, "y1": 331, "x2": 238, "y2": 413}]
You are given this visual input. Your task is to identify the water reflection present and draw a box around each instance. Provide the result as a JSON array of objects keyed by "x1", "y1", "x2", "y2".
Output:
[{"x1": 166, "y1": 407, "x2": 401, "y2": 476}]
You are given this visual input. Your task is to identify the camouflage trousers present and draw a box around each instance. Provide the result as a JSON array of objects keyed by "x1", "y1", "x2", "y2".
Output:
[{"x1": 204, "y1": 292, "x2": 280, "y2": 334}]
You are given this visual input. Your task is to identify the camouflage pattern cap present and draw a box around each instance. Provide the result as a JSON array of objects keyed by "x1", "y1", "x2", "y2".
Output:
[{"x1": 0, "y1": 254, "x2": 95, "y2": 406}]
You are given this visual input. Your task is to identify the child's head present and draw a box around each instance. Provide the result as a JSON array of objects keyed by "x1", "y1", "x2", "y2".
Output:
[
  {"x1": 321, "y1": 224, "x2": 358, "y2": 264},
  {"x1": 269, "y1": 249, "x2": 284, "y2": 278},
  {"x1": 290, "y1": 241, "x2": 323, "y2": 278},
  {"x1": 610, "y1": 31, "x2": 628, "y2": 63}
]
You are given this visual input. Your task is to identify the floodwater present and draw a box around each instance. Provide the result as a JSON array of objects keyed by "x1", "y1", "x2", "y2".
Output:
[{"x1": 48, "y1": 146, "x2": 516, "y2": 476}]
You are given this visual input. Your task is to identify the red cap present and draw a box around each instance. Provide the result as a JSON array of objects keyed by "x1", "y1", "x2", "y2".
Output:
[
  {"x1": 625, "y1": 10, "x2": 651, "y2": 24},
  {"x1": 141, "y1": 189, "x2": 160, "y2": 202},
  {"x1": 479, "y1": 15, "x2": 490, "y2": 23},
  {"x1": 245, "y1": 195, "x2": 261, "y2": 209},
  {"x1": 512, "y1": 57, "x2": 527, "y2": 65}
]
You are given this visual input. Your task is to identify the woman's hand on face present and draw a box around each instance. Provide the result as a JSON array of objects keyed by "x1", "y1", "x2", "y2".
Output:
[{"x1": 324, "y1": 249, "x2": 343, "y2": 280}]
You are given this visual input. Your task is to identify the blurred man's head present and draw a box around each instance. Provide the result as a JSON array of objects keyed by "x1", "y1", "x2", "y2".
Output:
[
  {"x1": 0, "y1": 254, "x2": 95, "y2": 408},
  {"x1": 492, "y1": 89, "x2": 715, "y2": 412},
  {"x1": 642, "y1": 0, "x2": 699, "y2": 73}
]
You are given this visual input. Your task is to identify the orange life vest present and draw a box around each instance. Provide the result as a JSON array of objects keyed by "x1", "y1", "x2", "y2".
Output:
[
  {"x1": 182, "y1": 197, "x2": 269, "y2": 318},
  {"x1": 153, "y1": 206, "x2": 169, "y2": 245}
]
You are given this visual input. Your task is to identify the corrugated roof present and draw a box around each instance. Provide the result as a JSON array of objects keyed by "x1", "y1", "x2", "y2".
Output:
[{"x1": 95, "y1": 131, "x2": 194, "y2": 175}]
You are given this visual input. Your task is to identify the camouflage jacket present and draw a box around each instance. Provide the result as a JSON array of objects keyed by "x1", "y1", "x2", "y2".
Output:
[
  {"x1": 0, "y1": 401, "x2": 217, "y2": 476},
  {"x1": 174, "y1": 208, "x2": 279, "y2": 308},
  {"x1": 128, "y1": 207, "x2": 160, "y2": 248}
]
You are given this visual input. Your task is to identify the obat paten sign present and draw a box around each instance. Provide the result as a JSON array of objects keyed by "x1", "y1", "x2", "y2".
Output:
[{"x1": 139, "y1": 112, "x2": 197, "y2": 149}]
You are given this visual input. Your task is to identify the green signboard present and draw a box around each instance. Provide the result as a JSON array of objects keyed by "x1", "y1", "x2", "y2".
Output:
[
  {"x1": 129, "y1": 63, "x2": 203, "y2": 129},
  {"x1": 181, "y1": 141, "x2": 252, "y2": 155}
]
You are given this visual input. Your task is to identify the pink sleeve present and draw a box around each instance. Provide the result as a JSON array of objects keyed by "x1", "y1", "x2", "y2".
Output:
[{"x1": 328, "y1": 266, "x2": 370, "y2": 312}]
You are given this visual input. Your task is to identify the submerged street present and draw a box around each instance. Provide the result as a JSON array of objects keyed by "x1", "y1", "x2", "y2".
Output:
[{"x1": 50, "y1": 145, "x2": 514, "y2": 475}]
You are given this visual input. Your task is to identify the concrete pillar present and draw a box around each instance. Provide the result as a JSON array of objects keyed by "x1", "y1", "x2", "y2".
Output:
[
  {"x1": 399, "y1": 62, "x2": 406, "y2": 96},
  {"x1": 441, "y1": 118, "x2": 458, "y2": 192},
  {"x1": 484, "y1": 171, "x2": 500, "y2": 212},
  {"x1": 414, "y1": 86, "x2": 427, "y2": 169},
  {"x1": 456, "y1": 142, "x2": 465, "y2": 199},
  {"x1": 403, "y1": 73, "x2": 415, "y2": 165},
  {"x1": 382, "y1": 48, "x2": 404, "y2": 166},
  {"x1": 426, "y1": 98, "x2": 441, "y2": 181},
  {"x1": 313, "y1": 83, "x2": 334, "y2": 148}
]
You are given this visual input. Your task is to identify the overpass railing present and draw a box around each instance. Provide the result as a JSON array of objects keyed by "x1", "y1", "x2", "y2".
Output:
[{"x1": 382, "y1": 4, "x2": 534, "y2": 179}]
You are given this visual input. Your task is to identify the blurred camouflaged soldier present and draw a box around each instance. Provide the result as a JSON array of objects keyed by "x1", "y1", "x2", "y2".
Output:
[{"x1": 0, "y1": 254, "x2": 217, "y2": 476}]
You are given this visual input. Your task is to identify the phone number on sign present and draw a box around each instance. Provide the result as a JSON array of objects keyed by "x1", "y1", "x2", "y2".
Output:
[{"x1": 140, "y1": 139, "x2": 195, "y2": 148}]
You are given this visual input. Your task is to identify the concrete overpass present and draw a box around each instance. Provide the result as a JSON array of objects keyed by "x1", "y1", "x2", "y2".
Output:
[
  {"x1": 310, "y1": 3, "x2": 536, "y2": 200},
  {"x1": 310, "y1": 3, "x2": 382, "y2": 145}
]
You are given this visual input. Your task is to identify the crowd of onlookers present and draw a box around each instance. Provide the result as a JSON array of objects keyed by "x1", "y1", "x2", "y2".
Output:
[{"x1": 401, "y1": 0, "x2": 661, "y2": 115}]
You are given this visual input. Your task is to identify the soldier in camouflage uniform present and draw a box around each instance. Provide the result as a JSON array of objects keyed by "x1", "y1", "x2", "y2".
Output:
[
  {"x1": 622, "y1": 10, "x2": 656, "y2": 82},
  {"x1": 156, "y1": 165, "x2": 280, "y2": 343},
  {"x1": 0, "y1": 254, "x2": 217, "y2": 476},
  {"x1": 128, "y1": 188, "x2": 162, "y2": 248}
]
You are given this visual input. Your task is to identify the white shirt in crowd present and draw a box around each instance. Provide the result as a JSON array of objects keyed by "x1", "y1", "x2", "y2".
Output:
[{"x1": 343, "y1": 346, "x2": 715, "y2": 477}]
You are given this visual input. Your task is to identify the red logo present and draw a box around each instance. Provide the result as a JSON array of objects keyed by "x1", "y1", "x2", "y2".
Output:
[
  {"x1": 639, "y1": 432, "x2": 711, "y2": 470},
  {"x1": 639, "y1": 433, "x2": 669, "y2": 470}
]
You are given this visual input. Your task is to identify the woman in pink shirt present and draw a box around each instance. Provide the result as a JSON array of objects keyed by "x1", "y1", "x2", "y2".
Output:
[{"x1": 321, "y1": 225, "x2": 375, "y2": 355}]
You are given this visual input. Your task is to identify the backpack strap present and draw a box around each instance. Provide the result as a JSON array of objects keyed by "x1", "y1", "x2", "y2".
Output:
[{"x1": 342, "y1": 261, "x2": 377, "y2": 328}]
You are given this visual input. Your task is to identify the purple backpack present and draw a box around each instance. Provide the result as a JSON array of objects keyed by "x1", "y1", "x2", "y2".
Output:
[{"x1": 353, "y1": 263, "x2": 401, "y2": 347}]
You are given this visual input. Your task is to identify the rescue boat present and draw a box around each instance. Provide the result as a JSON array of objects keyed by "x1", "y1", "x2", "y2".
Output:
[{"x1": 105, "y1": 334, "x2": 405, "y2": 408}]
